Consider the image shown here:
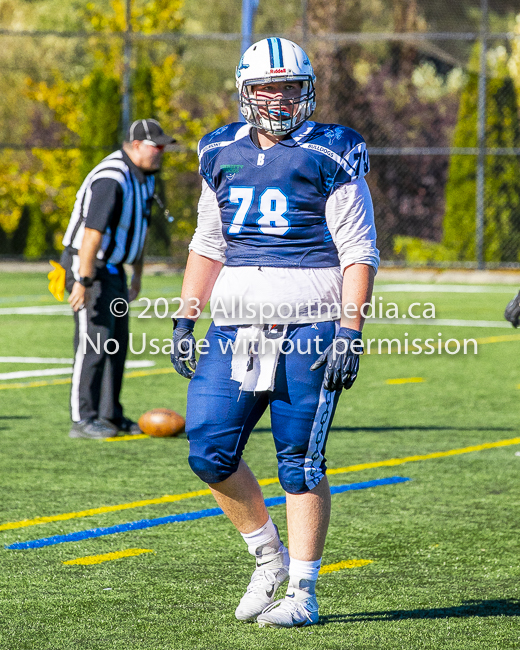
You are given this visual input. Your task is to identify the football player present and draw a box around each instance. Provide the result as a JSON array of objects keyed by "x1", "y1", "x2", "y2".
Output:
[{"x1": 171, "y1": 37, "x2": 379, "y2": 628}]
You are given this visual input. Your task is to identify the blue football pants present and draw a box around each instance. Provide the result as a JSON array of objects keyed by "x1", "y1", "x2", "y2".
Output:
[{"x1": 186, "y1": 321, "x2": 341, "y2": 494}]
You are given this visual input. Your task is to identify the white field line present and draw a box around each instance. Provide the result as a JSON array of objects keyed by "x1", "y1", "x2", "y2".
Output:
[
  {"x1": 367, "y1": 318, "x2": 510, "y2": 328},
  {"x1": 0, "y1": 368, "x2": 74, "y2": 380},
  {"x1": 0, "y1": 359, "x2": 155, "y2": 381},
  {"x1": 375, "y1": 284, "x2": 516, "y2": 293},
  {"x1": 0, "y1": 305, "x2": 72, "y2": 315},
  {"x1": 0, "y1": 295, "x2": 49, "y2": 304},
  {"x1": 0, "y1": 358, "x2": 155, "y2": 367},
  {"x1": 0, "y1": 304, "x2": 212, "y2": 318},
  {"x1": 0, "y1": 304, "x2": 506, "y2": 327},
  {"x1": 0, "y1": 284, "x2": 513, "y2": 312},
  {"x1": 0, "y1": 305, "x2": 146, "y2": 316},
  {"x1": 0, "y1": 356, "x2": 73, "y2": 364},
  {"x1": 0, "y1": 305, "x2": 167, "y2": 316}
]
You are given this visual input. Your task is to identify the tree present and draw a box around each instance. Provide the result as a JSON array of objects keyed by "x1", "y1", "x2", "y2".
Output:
[
  {"x1": 443, "y1": 70, "x2": 520, "y2": 262},
  {"x1": 307, "y1": 0, "x2": 459, "y2": 258},
  {"x1": 15, "y1": 0, "x2": 230, "y2": 259}
]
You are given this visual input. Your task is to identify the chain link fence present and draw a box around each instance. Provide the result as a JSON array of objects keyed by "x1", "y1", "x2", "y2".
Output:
[{"x1": 0, "y1": 0, "x2": 519, "y2": 267}]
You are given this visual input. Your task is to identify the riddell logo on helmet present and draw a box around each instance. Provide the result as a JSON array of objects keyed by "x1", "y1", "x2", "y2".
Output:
[{"x1": 270, "y1": 68, "x2": 287, "y2": 73}]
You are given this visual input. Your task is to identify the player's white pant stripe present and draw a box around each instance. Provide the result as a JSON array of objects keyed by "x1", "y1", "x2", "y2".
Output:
[
  {"x1": 71, "y1": 307, "x2": 88, "y2": 422},
  {"x1": 304, "y1": 384, "x2": 335, "y2": 490}
]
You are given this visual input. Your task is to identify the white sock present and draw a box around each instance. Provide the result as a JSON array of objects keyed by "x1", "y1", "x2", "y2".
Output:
[
  {"x1": 287, "y1": 557, "x2": 321, "y2": 598},
  {"x1": 241, "y1": 516, "x2": 281, "y2": 558}
]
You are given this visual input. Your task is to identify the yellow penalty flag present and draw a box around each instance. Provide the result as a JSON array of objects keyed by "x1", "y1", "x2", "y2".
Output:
[{"x1": 48, "y1": 260, "x2": 66, "y2": 302}]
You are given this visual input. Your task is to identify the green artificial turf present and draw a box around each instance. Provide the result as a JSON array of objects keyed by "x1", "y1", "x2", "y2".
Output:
[{"x1": 0, "y1": 272, "x2": 519, "y2": 649}]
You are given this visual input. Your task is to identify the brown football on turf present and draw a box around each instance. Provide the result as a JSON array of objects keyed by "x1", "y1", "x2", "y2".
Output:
[{"x1": 138, "y1": 408, "x2": 185, "y2": 437}]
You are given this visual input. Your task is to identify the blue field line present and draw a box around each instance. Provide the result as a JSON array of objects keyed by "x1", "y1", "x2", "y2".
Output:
[{"x1": 5, "y1": 476, "x2": 410, "y2": 550}]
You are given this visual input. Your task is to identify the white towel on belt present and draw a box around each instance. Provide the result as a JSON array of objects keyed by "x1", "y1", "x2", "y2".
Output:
[{"x1": 231, "y1": 324, "x2": 288, "y2": 392}]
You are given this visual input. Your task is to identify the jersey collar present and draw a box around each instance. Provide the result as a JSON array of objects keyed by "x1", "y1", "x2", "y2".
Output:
[
  {"x1": 288, "y1": 121, "x2": 316, "y2": 145},
  {"x1": 247, "y1": 121, "x2": 313, "y2": 151}
]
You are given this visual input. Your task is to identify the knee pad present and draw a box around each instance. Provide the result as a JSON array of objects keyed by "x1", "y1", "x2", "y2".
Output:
[
  {"x1": 278, "y1": 462, "x2": 325, "y2": 495},
  {"x1": 188, "y1": 451, "x2": 238, "y2": 485}
]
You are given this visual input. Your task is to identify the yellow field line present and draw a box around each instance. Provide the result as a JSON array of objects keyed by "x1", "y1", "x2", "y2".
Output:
[
  {"x1": 474, "y1": 334, "x2": 520, "y2": 344},
  {"x1": 0, "y1": 488, "x2": 212, "y2": 531},
  {"x1": 0, "y1": 367, "x2": 175, "y2": 390},
  {"x1": 0, "y1": 377, "x2": 72, "y2": 390},
  {"x1": 2, "y1": 436, "x2": 519, "y2": 533},
  {"x1": 123, "y1": 368, "x2": 175, "y2": 379},
  {"x1": 326, "y1": 437, "x2": 520, "y2": 475},
  {"x1": 105, "y1": 434, "x2": 149, "y2": 442},
  {"x1": 320, "y1": 559, "x2": 373, "y2": 574},
  {"x1": 63, "y1": 549, "x2": 154, "y2": 566},
  {"x1": 365, "y1": 333, "x2": 520, "y2": 355},
  {"x1": 386, "y1": 377, "x2": 424, "y2": 385}
]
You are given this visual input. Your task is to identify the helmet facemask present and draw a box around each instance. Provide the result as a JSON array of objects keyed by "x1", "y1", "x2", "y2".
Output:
[{"x1": 240, "y1": 77, "x2": 316, "y2": 136}]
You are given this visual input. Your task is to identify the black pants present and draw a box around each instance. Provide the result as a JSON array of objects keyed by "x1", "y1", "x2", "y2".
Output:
[{"x1": 62, "y1": 249, "x2": 129, "y2": 423}]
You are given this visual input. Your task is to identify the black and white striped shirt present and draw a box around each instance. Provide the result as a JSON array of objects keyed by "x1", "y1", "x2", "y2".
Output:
[{"x1": 62, "y1": 150, "x2": 155, "y2": 265}]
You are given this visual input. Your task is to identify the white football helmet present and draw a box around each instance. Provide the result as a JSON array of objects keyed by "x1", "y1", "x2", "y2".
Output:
[{"x1": 236, "y1": 38, "x2": 316, "y2": 136}]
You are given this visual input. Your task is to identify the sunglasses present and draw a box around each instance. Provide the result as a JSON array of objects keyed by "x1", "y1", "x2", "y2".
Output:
[{"x1": 141, "y1": 140, "x2": 165, "y2": 151}]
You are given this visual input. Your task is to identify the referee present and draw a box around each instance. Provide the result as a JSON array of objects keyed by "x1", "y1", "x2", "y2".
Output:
[{"x1": 61, "y1": 119, "x2": 176, "y2": 439}]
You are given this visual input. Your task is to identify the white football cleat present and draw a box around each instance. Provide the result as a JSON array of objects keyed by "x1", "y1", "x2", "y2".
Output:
[
  {"x1": 235, "y1": 546, "x2": 289, "y2": 621},
  {"x1": 257, "y1": 594, "x2": 320, "y2": 628}
]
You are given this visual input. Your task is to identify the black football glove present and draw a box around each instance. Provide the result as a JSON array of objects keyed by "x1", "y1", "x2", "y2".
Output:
[
  {"x1": 504, "y1": 290, "x2": 520, "y2": 328},
  {"x1": 310, "y1": 327, "x2": 363, "y2": 392},
  {"x1": 171, "y1": 318, "x2": 197, "y2": 379}
]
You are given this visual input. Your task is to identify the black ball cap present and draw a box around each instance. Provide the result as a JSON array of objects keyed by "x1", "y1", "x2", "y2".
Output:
[{"x1": 126, "y1": 119, "x2": 176, "y2": 145}]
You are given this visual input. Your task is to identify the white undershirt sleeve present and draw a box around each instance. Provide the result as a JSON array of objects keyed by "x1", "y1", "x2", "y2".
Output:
[
  {"x1": 188, "y1": 179, "x2": 227, "y2": 263},
  {"x1": 325, "y1": 178, "x2": 380, "y2": 273}
]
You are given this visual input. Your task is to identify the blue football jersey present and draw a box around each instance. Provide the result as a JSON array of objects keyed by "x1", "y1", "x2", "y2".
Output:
[{"x1": 197, "y1": 121, "x2": 370, "y2": 268}]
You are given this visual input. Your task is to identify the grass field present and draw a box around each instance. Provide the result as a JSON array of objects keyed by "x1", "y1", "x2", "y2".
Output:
[{"x1": 0, "y1": 271, "x2": 519, "y2": 650}]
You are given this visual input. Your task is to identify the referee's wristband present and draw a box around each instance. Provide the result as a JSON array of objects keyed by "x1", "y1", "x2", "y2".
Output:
[
  {"x1": 173, "y1": 318, "x2": 195, "y2": 331},
  {"x1": 79, "y1": 276, "x2": 94, "y2": 288}
]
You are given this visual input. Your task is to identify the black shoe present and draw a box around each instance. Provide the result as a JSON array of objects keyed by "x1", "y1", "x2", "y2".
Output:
[
  {"x1": 100, "y1": 416, "x2": 142, "y2": 435},
  {"x1": 69, "y1": 419, "x2": 116, "y2": 439}
]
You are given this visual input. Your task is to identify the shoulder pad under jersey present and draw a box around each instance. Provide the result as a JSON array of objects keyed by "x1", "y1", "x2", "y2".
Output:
[
  {"x1": 197, "y1": 122, "x2": 250, "y2": 161},
  {"x1": 301, "y1": 122, "x2": 370, "y2": 181}
]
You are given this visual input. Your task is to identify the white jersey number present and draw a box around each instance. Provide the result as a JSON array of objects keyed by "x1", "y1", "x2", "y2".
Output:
[
  {"x1": 257, "y1": 188, "x2": 290, "y2": 235},
  {"x1": 227, "y1": 187, "x2": 255, "y2": 235},
  {"x1": 228, "y1": 186, "x2": 290, "y2": 236}
]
